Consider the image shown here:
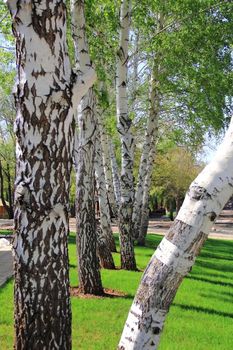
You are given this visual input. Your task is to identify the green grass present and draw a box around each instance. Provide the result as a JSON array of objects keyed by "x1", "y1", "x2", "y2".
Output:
[
  {"x1": 1, "y1": 232, "x2": 233, "y2": 349},
  {"x1": 0, "y1": 230, "x2": 13, "y2": 236}
]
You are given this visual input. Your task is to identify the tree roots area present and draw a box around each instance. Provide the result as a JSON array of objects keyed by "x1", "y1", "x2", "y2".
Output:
[{"x1": 1, "y1": 232, "x2": 233, "y2": 349}]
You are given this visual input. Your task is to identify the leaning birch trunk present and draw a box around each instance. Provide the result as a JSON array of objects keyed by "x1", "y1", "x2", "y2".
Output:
[
  {"x1": 116, "y1": 0, "x2": 136, "y2": 271},
  {"x1": 118, "y1": 118, "x2": 233, "y2": 349},
  {"x1": 7, "y1": 0, "x2": 93, "y2": 347},
  {"x1": 95, "y1": 118, "x2": 117, "y2": 258},
  {"x1": 109, "y1": 141, "x2": 121, "y2": 207},
  {"x1": 72, "y1": 0, "x2": 103, "y2": 295}
]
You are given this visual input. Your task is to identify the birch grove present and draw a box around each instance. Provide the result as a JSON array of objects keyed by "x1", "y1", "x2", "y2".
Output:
[{"x1": 118, "y1": 116, "x2": 233, "y2": 349}]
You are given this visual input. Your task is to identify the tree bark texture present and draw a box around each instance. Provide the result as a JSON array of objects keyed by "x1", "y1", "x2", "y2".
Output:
[
  {"x1": 95, "y1": 118, "x2": 117, "y2": 255},
  {"x1": 100, "y1": 122, "x2": 118, "y2": 219},
  {"x1": 96, "y1": 220, "x2": 115, "y2": 270},
  {"x1": 8, "y1": 0, "x2": 96, "y2": 347},
  {"x1": 71, "y1": 0, "x2": 103, "y2": 295},
  {"x1": 132, "y1": 67, "x2": 160, "y2": 241},
  {"x1": 74, "y1": 88, "x2": 103, "y2": 295},
  {"x1": 9, "y1": 1, "x2": 74, "y2": 348},
  {"x1": 137, "y1": 147, "x2": 157, "y2": 246},
  {"x1": 116, "y1": 0, "x2": 136, "y2": 271},
  {"x1": 118, "y1": 118, "x2": 233, "y2": 349},
  {"x1": 109, "y1": 141, "x2": 121, "y2": 207}
]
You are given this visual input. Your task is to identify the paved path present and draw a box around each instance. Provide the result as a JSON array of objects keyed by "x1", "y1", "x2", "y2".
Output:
[{"x1": 1, "y1": 210, "x2": 233, "y2": 288}]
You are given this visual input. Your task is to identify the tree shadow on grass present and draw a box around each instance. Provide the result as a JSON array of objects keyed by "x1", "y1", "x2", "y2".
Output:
[
  {"x1": 191, "y1": 271, "x2": 230, "y2": 280},
  {"x1": 186, "y1": 275, "x2": 233, "y2": 288},
  {"x1": 200, "y1": 292, "x2": 232, "y2": 304},
  {"x1": 173, "y1": 303, "x2": 233, "y2": 319},
  {"x1": 195, "y1": 259, "x2": 233, "y2": 273},
  {"x1": 201, "y1": 239, "x2": 233, "y2": 258}
]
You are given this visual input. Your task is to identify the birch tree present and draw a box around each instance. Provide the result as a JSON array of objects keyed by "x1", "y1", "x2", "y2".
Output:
[
  {"x1": 118, "y1": 116, "x2": 233, "y2": 349},
  {"x1": 132, "y1": 63, "x2": 160, "y2": 242},
  {"x1": 7, "y1": 0, "x2": 95, "y2": 347},
  {"x1": 71, "y1": 0, "x2": 103, "y2": 294},
  {"x1": 116, "y1": 0, "x2": 136, "y2": 271},
  {"x1": 95, "y1": 116, "x2": 116, "y2": 267}
]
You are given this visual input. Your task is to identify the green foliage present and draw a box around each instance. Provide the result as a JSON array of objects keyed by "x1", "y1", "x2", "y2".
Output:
[
  {"x1": 151, "y1": 146, "x2": 202, "y2": 204},
  {"x1": 132, "y1": 0, "x2": 233, "y2": 145},
  {"x1": 1, "y1": 233, "x2": 233, "y2": 349}
]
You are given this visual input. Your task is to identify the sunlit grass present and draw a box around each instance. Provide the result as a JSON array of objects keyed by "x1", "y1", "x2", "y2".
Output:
[{"x1": 1, "y1": 232, "x2": 233, "y2": 349}]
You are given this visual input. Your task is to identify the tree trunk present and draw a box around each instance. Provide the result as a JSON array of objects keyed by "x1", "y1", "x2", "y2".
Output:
[
  {"x1": 96, "y1": 221, "x2": 115, "y2": 270},
  {"x1": 74, "y1": 90, "x2": 103, "y2": 295},
  {"x1": 118, "y1": 117, "x2": 233, "y2": 349},
  {"x1": 100, "y1": 125, "x2": 118, "y2": 218},
  {"x1": 132, "y1": 12, "x2": 165, "y2": 241},
  {"x1": 137, "y1": 146, "x2": 156, "y2": 245},
  {"x1": 0, "y1": 159, "x2": 12, "y2": 219},
  {"x1": 8, "y1": 1, "x2": 96, "y2": 347},
  {"x1": 116, "y1": 0, "x2": 136, "y2": 271},
  {"x1": 95, "y1": 117, "x2": 117, "y2": 256},
  {"x1": 71, "y1": 0, "x2": 103, "y2": 295},
  {"x1": 6, "y1": 163, "x2": 14, "y2": 219},
  {"x1": 9, "y1": 1, "x2": 74, "y2": 348},
  {"x1": 109, "y1": 141, "x2": 121, "y2": 207}
]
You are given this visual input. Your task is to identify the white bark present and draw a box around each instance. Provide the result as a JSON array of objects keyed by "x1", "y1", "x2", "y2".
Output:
[
  {"x1": 8, "y1": 1, "x2": 84, "y2": 347},
  {"x1": 95, "y1": 118, "x2": 117, "y2": 254},
  {"x1": 132, "y1": 12, "x2": 164, "y2": 241},
  {"x1": 99, "y1": 117, "x2": 118, "y2": 218},
  {"x1": 132, "y1": 67, "x2": 159, "y2": 240},
  {"x1": 116, "y1": 0, "x2": 136, "y2": 270},
  {"x1": 109, "y1": 141, "x2": 121, "y2": 206},
  {"x1": 137, "y1": 146, "x2": 157, "y2": 245},
  {"x1": 119, "y1": 117, "x2": 233, "y2": 349}
]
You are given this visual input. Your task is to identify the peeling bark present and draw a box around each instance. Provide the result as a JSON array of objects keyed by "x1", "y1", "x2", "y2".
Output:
[
  {"x1": 119, "y1": 117, "x2": 233, "y2": 349},
  {"x1": 117, "y1": 0, "x2": 136, "y2": 271}
]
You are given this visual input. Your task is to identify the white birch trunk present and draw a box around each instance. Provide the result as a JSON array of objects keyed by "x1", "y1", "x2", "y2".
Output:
[
  {"x1": 116, "y1": 0, "x2": 136, "y2": 271},
  {"x1": 100, "y1": 120, "x2": 118, "y2": 218},
  {"x1": 133, "y1": 13, "x2": 164, "y2": 242},
  {"x1": 118, "y1": 118, "x2": 233, "y2": 349},
  {"x1": 132, "y1": 70, "x2": 159, "y2": 240},
  {"x1": 71, "y1": 0, "x2": 103, "y2": 294},
  {"x1": 7, "y1": 0, "x2": 92, "y2": 347},
  {"x1": 95, "y1": 118, "x2": 117, "y2": 256},
  {"x1": 109, "y1": 141, "x2": 121, "y2": 206}
]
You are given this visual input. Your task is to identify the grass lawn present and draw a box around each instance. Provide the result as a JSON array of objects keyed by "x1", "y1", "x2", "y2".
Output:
[
  {"x1": 1, "y1": 232, "x2": 233, "y2": 349},
  {"x1": 0, "y1": 230, "x2": 13, "y2": 236}
]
